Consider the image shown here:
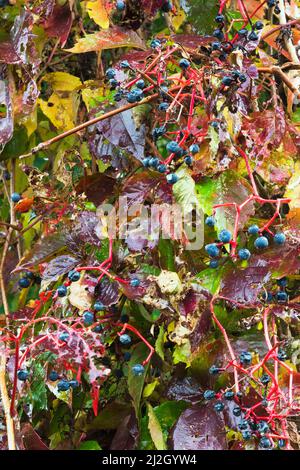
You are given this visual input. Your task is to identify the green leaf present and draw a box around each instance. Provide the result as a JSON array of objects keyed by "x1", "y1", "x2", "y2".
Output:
[
  {"x1": 78, "y1": 440, "x2": 102, "y2": 450},
  {"x1": 173, "y1": 341, "x2": 191, "y2": 366},
  {"x1": 128, "y1": 343, "x2": 150, "y2": 417},
  {"x1": 174, "y1": 166, "x2": 200, "y2": 213},
  {"x1": 31, "y1": 363, "x2": 47, "y2": 412},
  {"x1": 147, "y1": 403, "x2": 167, "y2": 450},
  {"x1": 158, "y1": 238, "x2": 175, "y2": 271},
  {"x1": 143, "y1": 380, "x2": 159, "y2": 398},
  {"x1": 196, "y1": 265, "x2": 228, "y2": 294},
  {"x1": 155, "y1": 325, "x2": 165, "y2": 360},
  {"x1": 86, "y1": 401, "x2": 131, "y2": 431}
]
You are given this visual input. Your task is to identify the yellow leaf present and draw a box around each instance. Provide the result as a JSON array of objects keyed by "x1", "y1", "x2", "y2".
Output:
[
  {"x1": 81, "y1": 80, "x2": 105, "y2": 111},
  {"x1": 39, "y1": 92, "x2": 80, "y2": 131},
  {"x1": 285, "y1": 161, "x2": 300, "y2": 210},
  {"x1": 147, "y1": 403, "x2": 167, "y2": 451},
  {"x1": 171, "y1": 0, "x2": 186, "y2": 32},
  {"x1": 143, "y1": 380, "x2": 159, "y2": 398},
  {"x1": 85, "y1": 0, "x2": 109, "y2": 29},
  {"x1": 42, "y1": 72, "x2": 82, "y2": 92}
]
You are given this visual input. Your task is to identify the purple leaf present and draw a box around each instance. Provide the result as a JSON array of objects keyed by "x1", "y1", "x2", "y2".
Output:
[
  {"x1": 170, "y1": 404, "x2": 227, "y2": 450},
  {"x1": 95, "y1": 277, "x2": 120, "y2": 306},
  {"x1": 166, "y1": 377, "x2": 202, "y2": 404},
  {"x1": 171, "y1": 34, "x2": 215, "y2": 50},
  {"x1": 42, "y1": 255, "x2": 79, "y2": 281},
  {"x1": 76, "y1": 175, "x2": 117, "y2": 206},
  {"x1": 110, "y1": 411, "x2": 139, "y2": 450}
]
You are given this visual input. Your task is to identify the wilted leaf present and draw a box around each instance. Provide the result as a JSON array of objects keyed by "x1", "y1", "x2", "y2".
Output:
[
  {"x1": 66, "y1": 26, "x2": 146, "y2": 53},
  {"x1": 42, "y1": 72, "x2": 81, "y2": 92},
  {"x1": 39, "y1": 91, "x2": 80, "y2": 131},
  {"x1": 43, "y1": 4, "x2": 73, "y2": 47}
]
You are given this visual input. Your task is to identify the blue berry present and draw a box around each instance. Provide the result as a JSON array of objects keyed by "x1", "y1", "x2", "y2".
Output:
[
  {"x1": 59, "y1": 332, "x2": 69, "y2": 342},
  {"x1": 276, "y1": 291, "x2": 288, "y2": 303},
  {"x1": 159, "y1": 85, "x2": 169, "y2": 97},
  {"x1": 109, "y1": 78, "x2": 118, "y2": 89},
  {"x1": 267, "y1": 0, "x2": 275, "y2": 6},
  {"x1": 238, "y1": 28, "x2": 248, "y2": 36},
  {"x1": 248, "y1": 224, "x2": 259, "y2": 235},
  {"x1": 218, "y1": 229, "x2": 232, "y2": 243},
  {"x1": 11, "y1": 192, "x2": 21, "y2": 203},
  {"x1": 123, "y1": 352, "x2": 131, "y2": 361},
  {"x1": 212, "y1": 42, "x2": 221, "y2": 50},
  {"x1": 263, "y1": 291, "x2": 273, "y2": 302},
  {"x1": 49, "y1": 371, "x2": 59, "y2": 382},
  {"x1": 83, "y1": 311, "x2": 94, "y2": 326},
  {"x1": 254, "y1": 21, "x2": 264, "y2": 30},
  {"x1": 150, "y1": 39, "x2": 161, "y2": 49},
  {"x1": 93, "y1": 325, "x2": 103, "y2": 333},
  {"x1": 277, "y1": 349, "x2": 287, "y2": 361},
  {"x1": 239, "y1": 351, "x2": 252, "y2": 365},
  {"x1": 3, "y1": 170, "x2": 10, "y2": 180},
  {"x1": 189, "y1": 144, "x2": 199, "y2": 154},
  {"x1": 68, "y1": 270, "x2": 80, "y2": 282},
  {"x1": 166, "y1": 141, "x2": 181, "y2": 154},
  {"x1": 274, "y1": 233, "x2": 286, "y2": 245},
  {"x1": 136, "y1": 79, "x2": 145, "y2": 89},
  {"x1": 254, "y1": 236, "x2": 269, "y2": 249},
  {"x1": 260, "y1": 374, "x2": 270, "y2": 385},
  {"x1": 157, "y1": 164, "x2": 167, "y2": 173},
  {"x1": 242, "y1": 430, "x2": 252, "y2": 440},
  {"x1": 257, "y1": 421, "x2": 269, "y2": 435},
  {"x1": 179, "y1": 58, "x2": 190, "y2": 69},
  {"x1": 119, "y1": 334, "x2": 132, "y2": 345},
  {"x1": 94, "y1": 302, "x2": 105, "y2": 311},
  {"x1": 238, "y1": 74, "x2": 247, "y2": 83},
  {"x1": 120, "y1": 60, "x2": 130, "y2": 68},
  {"x1": 203, "y1": 390, "x2": 216, "y2": 400},
  {"x1": 127, "y1": 88, "x2": 143, "y2": 103},
  {"x1": 213, "y1": 29, "x2": 224, "y2": 40},
  {"x1": 222, "y1": 76, "x2": 233, "y2": 86},
  {"x1": 248, "y1": 31, "x2": 258, "y2": 41},
  {"x1": 209, "y1": 365, "x2": 220, "y2": 375},
  {"x1": 57, "y1": 380, "x2": 70, "y2": 392},
  {"x1": 17, "y1": 369, "x2": 29, "y2": 381},
  {"x1": 114, "y1": 91, "x2": 123, "y2": 102},
  {"x1": 158, "y1": 102, "x2": 169, "y2": 111},
  {"x1": 238, "y1": 248, "x2": 251, "y2": 261},
  {"x1": 69, "y1": 379, "x2": 79, "y2": 389},
  {"x1": 132, "y1": 363, "x2": 145, "y2": 376},
  {"x1": 233, "y1": 407, "x2": 241, "y2": 417},
  {"x1": 205, "y1": 216, "x2": 215, "y2": 227},
  {"x1": 57, "y1": 285, "x2": 67, "y2": 297},
  {"x1": 224, "y1": 390, "x2": 235, "y2": 400},
  {"x1": 209, "y1": 260, "x2": 219, "y2": 269},
  {"x1": 278, "y1": 439, "x2": 286, "y2": 448},
  {"x1": 142, "y1": 157, "x2": 151, "y2": 167},
  {"x1": 214, "y1": 401, "x2": 225, "y2": 412},
  {"x1": 238, "y1": 420, "x2": 249, "y2": 431},
  {"x1": 18, "y1": 277, "x2": 30, "y2": 288},
  {"x1": 205, "y1": 243, "x2": 220, "y2": 258},
  {"x1": 106, "y1": 68, "x2": 116, "y2": 79},
  {"x1": 149, "y1": 157, "x2": 160, "y2": 168},
  {"x1": 277, "y1": 277, "x2": 287, "y2": 287},
  {"x1": 161, "y1": 1, "x2": 173, "y2": 13},
  {"x1": 215, "y1": 14, "x2": 224, "y2": 23},
  {"x1": 211, "y1": 121, "x2": 219, "y2": 128},
  {"x1": 116, "y1": 0, "x2": 125, "y2": 11},
  {"x1": 259, "y1": 437, "x2": 272, "y2": 449},
  {"x1": 184, "y1": 155, "x2": 193, "y2": 166},
  {"x1": 166, "y1": 173, "x2": 178, "y2": 185},
  {"x1": 130, "y1": 278, "x2": 140, "y2": 287}
]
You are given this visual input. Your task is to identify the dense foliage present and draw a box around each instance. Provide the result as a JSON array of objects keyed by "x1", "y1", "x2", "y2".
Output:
[{"x1": 0, "y1": 0, "x2": 300, "y2": 451}]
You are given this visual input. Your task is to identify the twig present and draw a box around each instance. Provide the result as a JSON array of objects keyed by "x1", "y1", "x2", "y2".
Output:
[
  {"x1": 277, "y1": 0, "x2": 300, "y2": 63},
  {"x1": 258, "y1": 66, "x2": 300, "y2": 99},
  {"x1": 0, "y1": 354, "x2": 16, "y2": 450}
]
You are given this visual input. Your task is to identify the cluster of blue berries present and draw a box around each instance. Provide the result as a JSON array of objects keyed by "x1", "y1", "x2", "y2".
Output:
[
  {"x1": 18, "y1": 271, "x2": 36, "y2": 289},
  {"x1": 262, "y1": 278, "x2": 289, "y2": 304},
  {"x1": 49, "y1": 370, "x2": 79, "y2": 391},
  {"x1": 267, "y1": 0, "x2": 280, "y2": 14}
]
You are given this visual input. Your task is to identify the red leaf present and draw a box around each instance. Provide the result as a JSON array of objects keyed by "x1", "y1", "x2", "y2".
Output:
[{"x1": 43, "y1": 4, "x2": 73, "y2": 47}]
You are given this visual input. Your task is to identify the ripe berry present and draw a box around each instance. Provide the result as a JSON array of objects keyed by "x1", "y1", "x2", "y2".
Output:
[
  {"x1": 166, "y1": 173, "x2": 178, "y2": 185},
  {"x1": 94, "y1": 302, "x2": 105, "y2": 311},
  {"x1": 69, "y1": 379, "x2": 79, "y2": 389},
  {"x1": 260, "y1": 374, "x2": 270, "y2": 385},
  {"x1": 277, "y1": 277, "x2": 287, "y2": 287},
  {"x1": 57, "y1": 285, "x2": 67, "y2": 297},
  {"x1": 259, "y1": 436, "x2": 272, "y2": 449},
  {"x1": 203, "y1": 390, "x2": 216, "y2": 400},
  {"x1": 18, "y1": 277, "x2": 30, "y2": 288},
  {"x1": 149, "y1": 157, "x2": 160, "y2": 168},
  {"x1": 119, "y1": 333, "x2": 132, "y2": 345},
  {"x1": 106, "y1": 68, "x2": 116, "y2": 79},
  {"x1": 213, "y1": 29, "x2": 224, "y2": 40},
  {"x1": 205, "y1": 216, "x2": 215, "y2": 227},
  {"x1": 233, "y1": 407, "x2": 241, "y2": 417},
  {"x1": 214, "y1": 401, "x2": 225, "y2": 412},
  {"x1": 59, "y1": 332, "x2": 69, "y2": 342},
  {"x1": 184, "y1": 156, "x2": 193, "y2": 166},
  {"x1": 120, "y1": 60, "x2": 130, "y2": 68},
  {"x1": 267, "y1": 0, "x2": 275, "y2": 7},
  {"x1": 49, "y1": 371, "x2": 59, "y2": 382},
  {"x1": 161, "y1": 1, "x2": 173, "y2": 13},
  {"x1": 116, "y1": 0, "x2": 125, "y2": 11},
  {"x1": 254, "y1": 236, "x2": 269, "y2": 249},
  {"x1": 205, "y1": 243, "x2": 220, "y2": 258},
  {"x1": 17, "y1": 369, "x2": 29, "y2": 381},
  {"x1": 215, "y1": 14, "x2": 224, "y2": 23},
  {"x1": 158, "y1": 102, "x2": 169, "y2": 111},
  {"x1": 238, "y1": 249, "x2": 251, "y2": 261},
  {"x1": 212, "y1": 42, "x2": 221, "y2": 51},
  {"x1": 150, "y1": 39, "x2": 161, "y2": 49},
  {"x1": 83, "y1": 311, "x2": 94, "y2": 326},
  {"x1": 166, "y1": 141, "x2": 181, "y2": 154},
  {"x1": 276, "y1": 291, "x2": 288, "y2": 303},
  {"x1": 278, "y1": 439, "x2": 286, "y2": 448},
  {"x1": 277, "y1": 349, "x2": 287, "y2": 361},
  {"x1": 238, "y1": 74, "x2": 247, "y2": 83},
  {"x1": 132, "y1": 363, "x2": 145, "y2": 376},
  {"x1": 263, "y1": 291, "x2": 273, "y2": 302},
  {"x1": 248, "y1": 31, "x2": 259, "y2": 41},
  {"x1": 189, "y1": 144, "x2": 200, "y2": 154},
  {"x1": 123, "y1": 352, "x2": 131, "y2": 361},
  {"x1": 224, "y1": 390, "x2": 235, "y2": 400},
  {"x1": 93, "y1": 325, "x2": 103, "y2": 333},
  {"x1": 254, "y1": 21, "x2": 264, "y2": 30},
  {"x1": 130, "y1": 278, "x2": 140, "y2": 287},
  {"x1": 274, "y1": 6, "x2": 280, "y2": 14},
  {"x1": 209, "y1": 365, "x2": 220, "y2": 375},
  {"x1": 179, "y1": 58, "x2": 190, "y2": 69},
  {"x1": 218, "y1": 229, "x2": 232, "y2": 243},
  {"x1": 248, "y1": 224, "x2": 259, "y2": 235},
  {"x1": 114, "y1": 91, "x2": 123, "y2": 102},
  {"x1": 68, "y1": 270, "x2": 80, "y2": 282},
  {"x1": 142, "y1": 157, "x2": 151, "y2": 167},
  {"x1": 242, "y1": 430, "x2": 252, "y2": 440},
  {"x1": 238, "y1": 28, "x2": 248, "y2": 37},
  {"x1": 210, "y1": 260, "x2": 219, "y2": 269},
  {"x1": 11, "y1": 192, "x2": 21, "y2": 203},
  {"x1": 257, "y1": 421, "x2": 269, "y2": 435},
  {"x1": 274, "y1": 233, "x2": 286, "y2": 245},
  {"x1": 222, "y1": 76, "x2": 233, "y2": 86},
  {"x1": 57, "y1": 380, "x2": 70, "y2": 392},
  {"x1": 239, "y1": 351, "x2": 252, "y2": 365},
  {"x1": 136, "y1": 79, "x2": 145, "y2": 89},
  {"x1": 157, "y1": 164, "x2": 167, "y2": 173},
  {"x1": 3, "y1": 170, "x2": 10, "y2": 180},
  {"x1": 238, "y1": 420, "x2": 249, "y2": 431}
]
